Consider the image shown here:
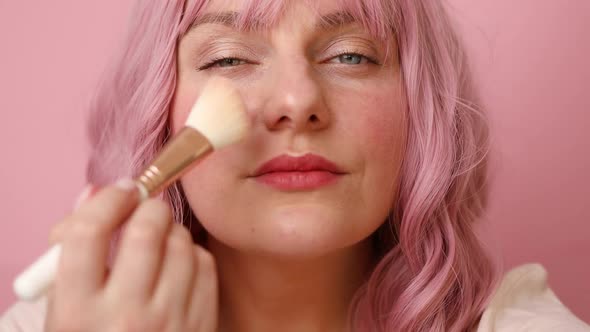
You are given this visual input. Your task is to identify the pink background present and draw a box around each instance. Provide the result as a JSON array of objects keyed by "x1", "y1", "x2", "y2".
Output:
[{"x1": 1, "y1": 0, "x2": 588, "y2": 322}]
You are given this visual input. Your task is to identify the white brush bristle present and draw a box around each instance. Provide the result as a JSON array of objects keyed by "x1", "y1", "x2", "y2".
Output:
[{"x1": 185, "y1": 77, "x2": 249, "y2": 150}]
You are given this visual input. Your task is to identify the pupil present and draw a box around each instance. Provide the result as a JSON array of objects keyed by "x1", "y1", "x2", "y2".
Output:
[
  {"x1": 221, "y1": 59, "x2": 238, "y2": 67},
  {"x1": 341, "y1": 54, "x2": 361, "y2": 64}
]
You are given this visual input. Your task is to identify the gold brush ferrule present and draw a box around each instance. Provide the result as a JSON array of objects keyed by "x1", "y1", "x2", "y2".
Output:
[{"x1": 135, "y1": 127, "x2": 213, "y2": 199}]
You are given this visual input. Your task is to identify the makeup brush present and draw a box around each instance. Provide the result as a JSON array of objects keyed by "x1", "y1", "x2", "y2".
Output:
[{"x1": 13, "y1": 76, "x2": 249, "y2": 301}]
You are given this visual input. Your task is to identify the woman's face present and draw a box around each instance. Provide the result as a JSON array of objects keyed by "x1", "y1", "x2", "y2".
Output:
[{"x1": 170, "y1": 0, "x2": 406, "y2": 257}]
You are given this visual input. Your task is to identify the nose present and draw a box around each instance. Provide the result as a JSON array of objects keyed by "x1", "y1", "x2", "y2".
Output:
[{"x1": 262, "y1": 61, "x2": 331, "y2": 133}]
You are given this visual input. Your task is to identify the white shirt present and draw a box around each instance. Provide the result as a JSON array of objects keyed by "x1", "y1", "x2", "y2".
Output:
[{"x1": 476, "y1": 264, "x2": 589, "y2": 331}]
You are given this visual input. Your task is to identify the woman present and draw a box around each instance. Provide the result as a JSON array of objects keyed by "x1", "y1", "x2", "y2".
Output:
[{"x1": 2, "y1": 0, "x2": 589, "y2": 331}]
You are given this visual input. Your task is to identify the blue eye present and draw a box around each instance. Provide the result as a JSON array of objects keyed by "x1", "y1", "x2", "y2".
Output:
[
  {"x1": 338, "y1": 54, "x2": 363, "y2": 64},
  {"x1": 328, "y1": 52, "x2": 376, "y2": 65}
]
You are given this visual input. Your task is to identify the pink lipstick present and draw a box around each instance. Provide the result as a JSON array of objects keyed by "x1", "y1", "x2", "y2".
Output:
[{"x1": 251, "y1": 154, "x2": 345, "y2": 191}]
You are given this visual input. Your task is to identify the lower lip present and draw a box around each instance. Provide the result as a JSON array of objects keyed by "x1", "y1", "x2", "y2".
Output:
[{"x1": 254, "y1": 171, "x2": 342, "y2": 191}]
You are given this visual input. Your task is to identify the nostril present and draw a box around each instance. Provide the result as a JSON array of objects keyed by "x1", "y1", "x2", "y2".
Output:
[
  {"x1": 309, "y1": 114, "x2": 319, "y2": 122},
  {"x1": 279, "y1": 116, "x2": 289, "y2": 122}
]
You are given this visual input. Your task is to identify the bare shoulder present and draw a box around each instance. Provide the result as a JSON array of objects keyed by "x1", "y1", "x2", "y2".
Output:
[
  {"x1": 0, "y1": 297, "x2": 47, "y2": 332},
  {"x1": 476, "y1": 264, "x2": 590, "y2": 332}
]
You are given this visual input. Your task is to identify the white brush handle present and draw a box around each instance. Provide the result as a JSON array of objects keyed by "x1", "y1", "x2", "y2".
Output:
[{"x1": 13, "y1": 243, "x2": 61, "y2": 301}]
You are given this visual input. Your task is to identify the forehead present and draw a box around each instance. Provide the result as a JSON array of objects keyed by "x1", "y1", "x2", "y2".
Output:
[{"x1": 181, "y1": 0, "x2": 397, "y2": 42}]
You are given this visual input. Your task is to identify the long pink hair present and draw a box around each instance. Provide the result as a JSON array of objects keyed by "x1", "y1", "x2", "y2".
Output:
[{"x1": 85, "y1": 0, "x2": 498, "y2": 330}]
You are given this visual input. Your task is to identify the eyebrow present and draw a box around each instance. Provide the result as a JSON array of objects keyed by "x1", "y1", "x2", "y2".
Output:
[
  {"x1": 187, "y1": 10, "x2": 358, "y2": 32},
  {"x1": 191, "y1": 11, "x2": 240, "y2": 28}
]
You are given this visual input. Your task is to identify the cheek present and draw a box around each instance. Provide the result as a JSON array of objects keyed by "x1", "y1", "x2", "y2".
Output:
[
  {"x1": 179, "y1": 149, "x2": 237, "y2": 236},
  {"x1": 336, "y1": 84, "x2": 406, "y2": 209},
  {"x1": 365, "y1": 86, "x2": 404, "y2": 144},
  {"x1": 339, "y1": 86, "x2": 405, "y2": 160}
]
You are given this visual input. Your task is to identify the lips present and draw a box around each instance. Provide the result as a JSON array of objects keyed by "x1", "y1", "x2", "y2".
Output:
[
  {"x1": 253, "y1": 154, "x2": 344, "y2": 176},
  {"x1": 251, "y1": 154, "x2": 346, "y2": 190}
]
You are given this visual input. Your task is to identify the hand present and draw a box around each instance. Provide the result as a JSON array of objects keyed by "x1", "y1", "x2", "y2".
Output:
[{"x1": 45, "y1": 179, "x2": 218, "y2": 332}]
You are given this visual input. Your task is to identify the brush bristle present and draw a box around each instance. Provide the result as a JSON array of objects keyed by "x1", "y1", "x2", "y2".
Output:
[{"x1": 185, "y1": 77, "x2": 249, "y2": 150}]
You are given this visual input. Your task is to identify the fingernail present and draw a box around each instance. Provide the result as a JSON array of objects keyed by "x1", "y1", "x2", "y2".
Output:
[
  {"x1": 114, "y1": 178, "x2": 137, "y2": 191},
  {"x1": 73, "y1": 184, "x2": 94, "y2": 210}
]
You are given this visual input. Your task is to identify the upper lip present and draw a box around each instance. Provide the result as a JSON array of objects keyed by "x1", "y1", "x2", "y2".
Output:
[{"x1": 252, "y1": 153, "x2": 346, "y2": 176}]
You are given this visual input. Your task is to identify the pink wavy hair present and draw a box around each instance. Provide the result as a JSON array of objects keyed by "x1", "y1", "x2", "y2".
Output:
[{"x1": 85, "y1": 0, "x2": 499, "y2": 330}]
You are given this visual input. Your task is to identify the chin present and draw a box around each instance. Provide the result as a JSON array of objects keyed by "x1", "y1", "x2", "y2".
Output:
[{"x1": 209, "y1": 205, "x2": 373, "y2": 258}]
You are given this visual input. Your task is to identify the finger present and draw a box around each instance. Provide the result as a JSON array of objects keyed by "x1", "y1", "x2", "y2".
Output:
[
  {"x1": 151, "y1": 223, "x2": 196, "y2": 317},
  {"x1": 44, "y1": 287, "x2": 58, "y2": 332},
  {"x1": 186, "y1": 246, "x2": 218, "y2": 331},
  {"x1": 106, "y1": 199, "x2": 173, "y2": 303},
  {"x1": 73, "y1": 184, "x2": 97, "y2": 211},
  {"x1": 48, "y1": 222, "x2": 68, "y2": 246},
  {"x1": 48, "y1": 185, "x2": 98, "y2": 246},
  {"x1": 56, "y1": 179, "x2": 139, "y2": 300}
]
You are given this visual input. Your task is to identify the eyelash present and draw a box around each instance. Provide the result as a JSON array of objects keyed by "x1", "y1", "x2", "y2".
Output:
[
  {"x1": 327, "y1": 51, "x2": 379, "y2": 65},
  {"x1": 198, "y1": 57, "x2": 251, "y2": 70},
  {"x1": 197, "y1": 51, "x2": 379, "y2": 71}
]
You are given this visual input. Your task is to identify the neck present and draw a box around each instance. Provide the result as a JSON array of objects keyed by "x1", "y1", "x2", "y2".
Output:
[{"x1": 208, "y1": 237, "x2": 375, "y2": 332}]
